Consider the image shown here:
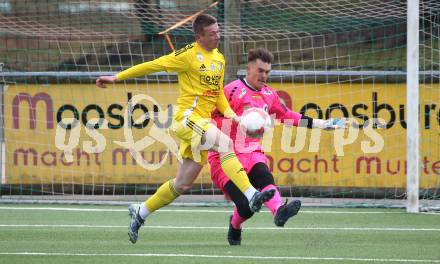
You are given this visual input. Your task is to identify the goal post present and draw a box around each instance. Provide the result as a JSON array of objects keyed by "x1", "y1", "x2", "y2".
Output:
[{"x1": 406, "y1": 0, "x2": 419, "y2": 213}]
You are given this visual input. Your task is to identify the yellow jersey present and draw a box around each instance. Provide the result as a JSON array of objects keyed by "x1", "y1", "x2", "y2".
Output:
[{"x1": 115, "y1": 42, "x2": 235, "y2": 120}]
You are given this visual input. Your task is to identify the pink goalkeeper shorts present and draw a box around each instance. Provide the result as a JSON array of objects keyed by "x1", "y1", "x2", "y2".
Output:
[{"x1": 208, "y1": 151, "x2": 268, "y2": 192}]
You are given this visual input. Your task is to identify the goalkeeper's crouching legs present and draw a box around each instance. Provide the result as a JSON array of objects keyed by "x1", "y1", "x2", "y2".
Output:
[{"x1": 224, "y1": 181, "x2": 255, "y2": 245}]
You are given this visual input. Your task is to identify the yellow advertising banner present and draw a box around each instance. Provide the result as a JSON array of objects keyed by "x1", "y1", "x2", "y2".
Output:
[{"x1": 4, "y1": 82, "x2": 440, "y2": 188}]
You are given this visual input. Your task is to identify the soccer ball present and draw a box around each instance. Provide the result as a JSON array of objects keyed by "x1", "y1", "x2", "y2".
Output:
[{"x1": 239, "y1": 107, "x2": 272, "y2": 138}]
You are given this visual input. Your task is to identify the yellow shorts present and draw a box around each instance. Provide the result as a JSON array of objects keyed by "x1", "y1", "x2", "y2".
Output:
[{"x1": 171, "y1": 115, "x2": 214, "y2": 165}]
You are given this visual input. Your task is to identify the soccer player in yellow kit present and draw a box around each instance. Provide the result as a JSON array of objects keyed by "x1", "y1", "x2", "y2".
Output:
[{"x1": 96, "y1": 14, "x2": 274, "y2": 244}]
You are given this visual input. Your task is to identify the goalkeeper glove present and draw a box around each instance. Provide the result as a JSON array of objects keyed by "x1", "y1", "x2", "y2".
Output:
[{"x1": 313, "y1": 118, "x2": 348, "y2": 130}]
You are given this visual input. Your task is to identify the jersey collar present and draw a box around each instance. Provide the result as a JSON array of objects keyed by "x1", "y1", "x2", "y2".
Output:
[{"x1": 241, "y1": 78, "x2": 261, "y2": 92}]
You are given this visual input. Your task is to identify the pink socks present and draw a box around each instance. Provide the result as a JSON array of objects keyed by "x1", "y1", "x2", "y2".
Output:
[
  {"x1": 231, "y1": 207, "x2": 247, "y2": 229},
  {"x1": 230, "y1": 184, "x2": 282, "y2": 229},
  {"x1": 262, "y1": 184, "x2": 282, "y2": 216}
]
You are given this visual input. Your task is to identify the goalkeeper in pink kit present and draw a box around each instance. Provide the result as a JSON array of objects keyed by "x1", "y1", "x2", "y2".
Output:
[{"x1": 208, "y1": 48, "x2": 347, "y2": 245}]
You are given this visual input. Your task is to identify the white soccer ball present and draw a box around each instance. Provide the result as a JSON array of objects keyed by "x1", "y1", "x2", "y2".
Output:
[{"x1": 239, "y1": 107, "x2": 272, "y2": 138}]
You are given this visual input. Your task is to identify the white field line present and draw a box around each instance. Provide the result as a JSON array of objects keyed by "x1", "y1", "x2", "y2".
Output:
[
  {"x1": 423, "y1": 212, "x2": 440, "y2": 215},
  {"x1": 0, "y1": 206, "x2": 405, "y2": 214},
  {"x1": 0, "y1": 252, "x2": 439, "y2": 263},
  {"x1": 0, "y1": 224, "x2": 439, "y2": 232}
]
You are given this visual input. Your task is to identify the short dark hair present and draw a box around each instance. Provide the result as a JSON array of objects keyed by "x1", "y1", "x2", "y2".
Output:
[
  {"x1": 247, "y1": 48, "x2": 274, "y2": 64},
  {"x1": 192, "y1": 14, "x2": 217, "y2": 35}
]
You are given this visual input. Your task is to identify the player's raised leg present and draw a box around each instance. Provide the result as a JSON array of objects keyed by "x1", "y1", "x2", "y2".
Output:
[
  {"x1": 247, "y1": 162, "x2": 302, "y2": 227},
  {"x1": 274, "y1": 199, "x2": 302, "y2": 227},
  {"x1": 203, "y1": 125, "x2": 275, "y2": 212},
  {"x1": 262, "y1": 184, "x2": 282, "y2": 215},
  {"x1": 254, "y1": 178, "x2": 302, "y2": 228}
]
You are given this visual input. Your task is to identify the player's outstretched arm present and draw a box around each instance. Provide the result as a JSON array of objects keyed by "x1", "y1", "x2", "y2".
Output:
[
  {"x1": 313, "y1": 118, "x2": 349, "y2": 130},
  {"x1": 96, "y1": 47, "x2": 188, "y2": 89},
  {"x1": 269, "y1": 96, "x2": 347, "y2": 130},
  {"x1": 96, "y1": 75, "x2": 117, "y2": 88}
]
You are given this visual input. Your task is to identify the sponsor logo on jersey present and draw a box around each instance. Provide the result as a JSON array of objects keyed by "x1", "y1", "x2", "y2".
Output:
[
  {"x1": 197, "y1": 53, "x2": 203, "y2": 61},
  {"x1": 252, "y1": 94, "x2": 263, "y2": 100},
  {"x1": 263, "y1": 90, "x2": 272, "y2": 95},
  {"x1": 199, "y1": 64, "x2": 207, "y2": 72},
  {"x1": 200, "y1": 74, "x2": 221, "y2": 86},
  {"x1": 212, "y1": 60, "x2": 223, "y2": 71},
  {"x1": 202, "y1": 90, "x2": 220, "y2": 97}
]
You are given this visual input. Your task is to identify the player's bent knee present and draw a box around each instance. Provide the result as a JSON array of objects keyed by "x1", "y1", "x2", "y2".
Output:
[
  {"x1": 235, "y1": 198, "x2": 254, "y2": 219},
  {"x1": 206, "y1": 126, "x2": 234, "y2": 153},
  {"x1": 248, "y1": 163, "x2": 275, "y2": 190},
  {"x1": 217, "y1": 134, "x2": 234, "y2": 153},
  {"x1": 224, "y1": 137, "x2": 234, "y2": 152},
  {"x1": 224, "y1": 181, "x2": 254, "y2": 219}
]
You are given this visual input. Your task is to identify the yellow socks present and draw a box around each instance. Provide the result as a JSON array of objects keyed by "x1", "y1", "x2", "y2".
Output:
[
  {"x1": 145, "y1": 180, "x2": 180, "y2": 213},
  {"x1": 220, "y1": 152, "x2": 253, "y2": 193},
  {"x1": 145, "y1": 152, "x2": 255, "y2": 214}
]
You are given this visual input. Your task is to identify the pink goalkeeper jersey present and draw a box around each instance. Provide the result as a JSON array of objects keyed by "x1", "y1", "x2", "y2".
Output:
[{"x1": 208, "y1": 78, "x2": 303, "y2": 161}]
